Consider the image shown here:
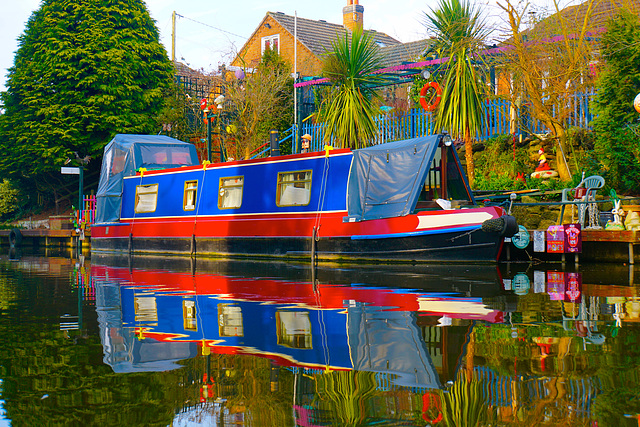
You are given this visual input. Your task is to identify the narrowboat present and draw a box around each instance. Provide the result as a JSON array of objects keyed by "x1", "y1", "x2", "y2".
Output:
[{"x1": 91, "y1": 133, "x2": 518, "y2": 262}]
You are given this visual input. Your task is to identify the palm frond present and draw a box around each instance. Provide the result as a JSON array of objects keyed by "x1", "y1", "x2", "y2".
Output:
[{"x1": 318, "y1": 29, "x2": 384, "y2": 149}]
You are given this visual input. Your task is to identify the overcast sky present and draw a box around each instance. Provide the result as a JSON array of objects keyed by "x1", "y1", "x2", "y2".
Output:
[{"x1": 0, "y1": 0, "x2": 523, "y2": 92}]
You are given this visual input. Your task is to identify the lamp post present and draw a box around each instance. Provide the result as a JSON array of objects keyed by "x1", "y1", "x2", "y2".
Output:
[
  {"x1": 78, "y1": 165, "x2": 83, "y2": 216},
  {"x1": 204, "y1": 107, "x2": 212, "y2": 162},
  {"x1": 200, "y1": 95, "x2": 226, "y2": 163},
  {"x1": 62, "y1": 153, "x2": 90, "y2": 222}
]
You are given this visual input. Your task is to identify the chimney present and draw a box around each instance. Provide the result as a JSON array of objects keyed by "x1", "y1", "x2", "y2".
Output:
[{"x1": 343, "y1": 0, "x2": 364, "y2": 32}]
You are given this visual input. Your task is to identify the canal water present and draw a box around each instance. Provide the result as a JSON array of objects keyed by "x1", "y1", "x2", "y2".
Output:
[{"x1": 0, "y1": 250, "x2": 638, "y2": 426}]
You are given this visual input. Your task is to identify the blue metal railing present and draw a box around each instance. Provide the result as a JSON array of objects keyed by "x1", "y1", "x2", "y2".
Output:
[
  {"x1": 294, "y1": 91, "x2": 596, "y2": 150},
  {"x1": 262, "y1": 91, "x2": 596, "y2": 155}
]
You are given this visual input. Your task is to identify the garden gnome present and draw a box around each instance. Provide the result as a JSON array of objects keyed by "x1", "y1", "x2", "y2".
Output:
[
  {"x1": 535, "y1": 148, "x2": 550, "y2": 171},
  {"x1": 301, "y1": 134, "x2": 312, "y2": 153}
]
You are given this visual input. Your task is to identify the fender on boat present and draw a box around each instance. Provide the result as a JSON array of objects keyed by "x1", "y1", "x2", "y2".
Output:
[{"x1": 481, "y1": 215, "x2": 519, "y2": 237}]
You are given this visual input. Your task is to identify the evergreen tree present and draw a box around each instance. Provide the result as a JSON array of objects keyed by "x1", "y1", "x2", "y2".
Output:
[
  {"x1": 0, "y1": 0, "x2": 173, "y2": 196},
  {"x1": 591, "y1": 10, "x2": 640, "y2": 193}
]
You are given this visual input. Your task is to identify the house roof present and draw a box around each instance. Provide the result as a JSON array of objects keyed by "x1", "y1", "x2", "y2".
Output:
[
  {"x1": 379, "y1": 39, "x2": 433, "y2": 67},
  {"x1": 529, "y1": 0, "x2": 640, "y2": 36},
  {"x1": 267, "y1": 11, "x2": 401, "y2": 57}
]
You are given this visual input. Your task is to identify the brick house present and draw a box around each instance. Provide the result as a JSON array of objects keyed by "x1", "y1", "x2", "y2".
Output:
[
  {"x1": 231, "y1": 1, "x2": 433, "y2": 118},
  {"x1": 495, "y1": 0, "x2": 640, "y2": 97},
  {"x1": 231, "y1": 0, "x2": 429, "y2": 78}
]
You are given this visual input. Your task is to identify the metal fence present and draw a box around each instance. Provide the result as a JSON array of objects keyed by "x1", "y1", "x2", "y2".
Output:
[{"x1": 294, "y1": 90, "x2": 596, "y2": 153}]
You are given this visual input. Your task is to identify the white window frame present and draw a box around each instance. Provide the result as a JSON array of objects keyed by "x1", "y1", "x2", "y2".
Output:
[{"x1": 261, "y1": 34, "x2": 280, "y2": 54}]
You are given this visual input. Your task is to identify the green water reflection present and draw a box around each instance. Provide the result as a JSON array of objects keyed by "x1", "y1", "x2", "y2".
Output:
[{"x1": 0, "y1": 251, "x2": 638, "y2": 426}]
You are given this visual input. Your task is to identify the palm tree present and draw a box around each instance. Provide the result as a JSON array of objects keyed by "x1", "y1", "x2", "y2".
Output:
[
  {"x1": 317, "y1": 29, "x2": 385, "y2": 149},
  {"x1": 425, "y1": 0, "x2": 489, "y2": 185}
]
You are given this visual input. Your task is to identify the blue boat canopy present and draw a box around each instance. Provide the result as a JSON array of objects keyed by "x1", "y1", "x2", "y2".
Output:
[
  {"x1": 347, "y1": 135, "x2": 441, "y2": 221},
  {"x1": 95, "y1": 134, "x2": 199, "y2": 224}
]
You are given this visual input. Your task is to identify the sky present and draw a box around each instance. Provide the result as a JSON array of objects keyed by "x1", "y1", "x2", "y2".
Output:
[{"x1": 0, "y1": 0, "x2": 515, "y2": 92}]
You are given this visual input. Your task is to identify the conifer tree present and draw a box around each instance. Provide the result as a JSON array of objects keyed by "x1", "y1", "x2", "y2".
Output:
[{"x1": 0, "y1": 0, "x2": 173, "y2": 192}]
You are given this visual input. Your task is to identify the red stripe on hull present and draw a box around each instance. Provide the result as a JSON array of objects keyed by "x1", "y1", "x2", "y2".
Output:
[{"x1": 92, "y1": 206, "x2": 505, "y2": 239}]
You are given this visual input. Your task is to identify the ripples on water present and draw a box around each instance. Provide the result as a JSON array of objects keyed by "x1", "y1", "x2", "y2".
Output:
[{"x1": 0, "y1": 249, "x2": 638, "y2": 426}]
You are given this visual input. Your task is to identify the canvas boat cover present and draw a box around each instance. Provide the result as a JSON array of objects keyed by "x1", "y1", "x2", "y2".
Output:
[
  {"x1": 347, "y1": 135, "x2": 441, "y2": 221},
  {"x1": 95, "y1": 134, "x2": 199, "y2": 224}
]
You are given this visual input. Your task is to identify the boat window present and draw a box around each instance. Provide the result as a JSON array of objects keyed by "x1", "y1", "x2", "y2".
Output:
[
  {"x1": 424, "y1": 148, "x2": 442, "y2": 200},
  {"x1": 134, "y1": 295, "x2": 158, "y2": 323},
  {"x1": 218, "y1": 176, "x2": 244, "y2": 209},
  {"x1": 276, "y1": 171, "x2": 312, "y2": 207},
  {"x1": 416, "y1": 145, "x2": 474, "y2": 210},
  {"x1": 444, "y1": 146, "x2": 473, "y2": 204},
  {"x1": 134, "y1": 184, "x2": 158, "y2": 213},
  {"x1": 183, "y1": 299, "x2": 197, "y2": 331},
  {"x1": 218, "y1": 304, "x2": 243, "y2": 337},
  {"x1": 183, "y1": 180, "x2": 198, "y2": 211},
  {"x1": 276, "y1": 311, "x2": 312, "y2": 349}
]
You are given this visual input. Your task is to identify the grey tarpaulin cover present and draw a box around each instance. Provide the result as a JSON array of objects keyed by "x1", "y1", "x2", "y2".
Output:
[
  {"x1": 347, "y1": 135, "x2": 440, "y2": 221},
  {"x1": 347, "y1": 304, "x2": 441, "y2": 389},
  {"x1": 95, "y1": 134, "x2": 199, "y2": 224}
]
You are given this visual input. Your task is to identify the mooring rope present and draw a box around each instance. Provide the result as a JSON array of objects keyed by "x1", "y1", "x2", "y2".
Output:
[{"x1": 313, "y1": 155, "x2": 331, "y2": 240}]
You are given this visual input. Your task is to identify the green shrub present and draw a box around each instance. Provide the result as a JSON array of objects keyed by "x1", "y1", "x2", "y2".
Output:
[
  {"x1": 0, "y1": 179, "x2": 20, "y2": 219},
  {"x1": 472, "y1": 134, "x2": 532, "y2": 191}
]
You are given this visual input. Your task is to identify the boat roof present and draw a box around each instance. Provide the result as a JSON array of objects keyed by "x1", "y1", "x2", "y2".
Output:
[
  {"x1": 347, "y1": 135, "x2": 442, "y2": 221},
  {"x1": 95, "y1": 134, "x2": 199, "y2": 224}
]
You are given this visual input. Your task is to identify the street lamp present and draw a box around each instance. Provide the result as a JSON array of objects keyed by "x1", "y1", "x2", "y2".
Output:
[
  {"x1": 200, "y1": 95, "x2": 225, "y2": 162},
  {"x1": 61, "y1": 153, "x2": 90, "y2": 222}
]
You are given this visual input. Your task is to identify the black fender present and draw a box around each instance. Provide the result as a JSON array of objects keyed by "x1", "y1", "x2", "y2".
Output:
[
  {"x1": 9, "y1": 228, "x2": 22, "y2": 248},
  {"x1": 481, "y1": 215, "x2": 519, "y2": 238}
]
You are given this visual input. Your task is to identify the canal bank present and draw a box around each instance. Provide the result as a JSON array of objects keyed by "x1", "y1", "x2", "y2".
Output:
[
  {"x1": 2, "y1": 221, "x2": 640, "y2": 264},
  {"x1": 0, "y1": 214, "x2": 90, "y2": 251}
]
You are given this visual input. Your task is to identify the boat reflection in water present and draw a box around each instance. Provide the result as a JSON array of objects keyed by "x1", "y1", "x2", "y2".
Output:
[
  {"x1": 91, "y1": 255, "x2": 640, "y2": 426},
  {"x1": 93, "y1": 255, "x2": 503, "y2": 382}
]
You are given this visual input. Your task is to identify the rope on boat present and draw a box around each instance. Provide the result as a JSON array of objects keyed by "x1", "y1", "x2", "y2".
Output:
[
  {"x1": 449, "y1": 228, "x2": 481, "y2": 244},
  {"x1": 314, "y1": 155, "x2": 331, "y2": 236},
  {"x1": 311, "y1": 156, "x2": 331, "y2": 263},
  {"x1": 129, "y1": 170, "x2": 147, "y2": 255},
  {"x1": 190, "y1": 162, "x2": 209, "y2": 255}
]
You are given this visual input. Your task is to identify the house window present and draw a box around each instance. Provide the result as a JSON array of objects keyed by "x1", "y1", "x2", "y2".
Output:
[
  {"x1": 261, "y1": 34, "x2": 280, "y2": 54},
  {"x1": 218, "y1": 176, "x2": 244, "y2": 209},
  {"x1": 184, "y1": 180, "x2": 198, "y2": 211},
  {"x1": 276, "y1": 311, "x2": 312, "y2": 349},
  {"x1": 218, "y1": 304, "x2": 243, "y2": 337},
  {"x1": 277, "y1": 171, "x2": 311, "y2": 207},
  {"x1": 134, "y1": 184, "x2": 158, "y2": 213}
]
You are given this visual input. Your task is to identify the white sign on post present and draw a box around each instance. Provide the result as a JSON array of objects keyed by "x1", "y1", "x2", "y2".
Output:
[{"x1": 61, "y1": 167, "x2": 80, "y2": 175}]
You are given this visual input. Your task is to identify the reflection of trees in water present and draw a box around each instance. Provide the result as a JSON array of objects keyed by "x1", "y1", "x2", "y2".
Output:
[
  {"x1": 440, "y1": 371, "x2": 493, "y2": 427},
  {"x1": 316, "y1": 370, "x2": 379, "y2": 426}
]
